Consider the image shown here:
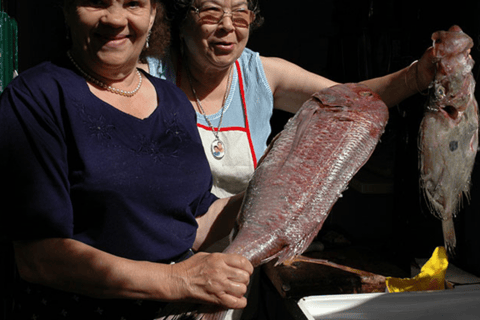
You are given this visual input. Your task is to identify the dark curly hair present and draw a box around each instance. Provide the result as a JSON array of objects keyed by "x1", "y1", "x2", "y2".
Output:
[
  {"x1": 61, "y1": 0, "x2": 170, "y2": 61},
  {"x1": 140, "y1": 0, "x2": 171, "y2": 61},
  {"x1": 161, "y1": 0, "x2": 264, "y2": 50}
]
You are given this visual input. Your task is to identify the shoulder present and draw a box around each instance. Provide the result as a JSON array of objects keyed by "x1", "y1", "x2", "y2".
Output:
[
  {"x1": 1, "y1": 60, "x2": 79, "y2": 115},
  {"x1": 8, "y1": 60, "x2": 72, "y2": 91},
  {"x1": 240, "y1": 47, "x2": 259, "y2": 60},
  {"x1": 237, "y1": 47, "x2": 267, "y2": 81},
  {"x1": 259, "y1": 56, "x2": 288, "y2": 73},
  {"x1": 4, "y1": 59, "x2": 81, "y2": 106},
  {"x1": 238, "y1": 47, "x2": 261, "y2": 70},
  {"x1": 239, "y1": 48, "x2": 286, "y2": 73}
]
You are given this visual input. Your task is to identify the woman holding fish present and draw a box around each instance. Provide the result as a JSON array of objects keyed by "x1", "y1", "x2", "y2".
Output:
[
  {"x1": 144, "y1": 0, "x2": 438, "y2": 199},
  {"x1": 0, "y1": 0, "x2": 254, "y2": 319}
]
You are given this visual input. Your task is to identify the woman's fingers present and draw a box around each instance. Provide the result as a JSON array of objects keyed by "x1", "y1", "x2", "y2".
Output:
[{"x1": 172, "y1": 252, "x2": 253, "y2": 309}]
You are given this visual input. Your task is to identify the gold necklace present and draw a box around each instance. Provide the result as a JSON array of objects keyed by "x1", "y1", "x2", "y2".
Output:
[
  {"x1": 187, "y1": 65, "x2": 233, "y2": 160},
  {"x1": 67, "y1": 51, "x2": 142, "y2": 97}
]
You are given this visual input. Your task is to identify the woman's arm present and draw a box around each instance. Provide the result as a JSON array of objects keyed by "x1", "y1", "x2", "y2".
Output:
[
  {"x1": 194, "y1": 193, "x2": 245, "y2": 252},
  {"x1": 262, "y1": 47, "x2": 435, "y2": 112},
  {"x1": 261, "y1": 56, "x2": 338, "y2": 114},
  {"x1": 360, "y1": 47, "x2": 435, "y2": 107},
  {"x1": 14, "y1": 238, "x2": 171, "y2": 300},
  {"x1": 13, "y1": 235, "x2": 252, "y2": 309}
]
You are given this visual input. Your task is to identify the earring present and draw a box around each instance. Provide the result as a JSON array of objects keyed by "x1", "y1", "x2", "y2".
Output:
[{"x1": 145, "y1": 31, "x2": 151, "y2": 49}]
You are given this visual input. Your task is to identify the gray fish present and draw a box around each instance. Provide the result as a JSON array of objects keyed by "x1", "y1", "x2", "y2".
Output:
[{"x1": 418, "y1": 25, "x2": 479, "y2": 254}]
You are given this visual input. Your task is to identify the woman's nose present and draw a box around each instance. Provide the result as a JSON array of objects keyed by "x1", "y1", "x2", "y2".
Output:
[
  {"x1": 100, "y1": 5, "x2": 127, "y2": 27},
  {"x1": 218, "y1": 13, "x2": 235, "y2": 32}
]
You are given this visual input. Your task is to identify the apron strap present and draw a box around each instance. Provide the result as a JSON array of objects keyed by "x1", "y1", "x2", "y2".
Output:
[
  {"x1": 176, "y1": 56, "x2": 257, "y2": 168},
  {"x1": 235, "y1": 60, "x2": 257, "y2": 168}
]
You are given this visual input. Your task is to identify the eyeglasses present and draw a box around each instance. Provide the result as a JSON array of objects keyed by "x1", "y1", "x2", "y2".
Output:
[{"x1": 191, "y1": 4, "x2": 254, "y2": 28}]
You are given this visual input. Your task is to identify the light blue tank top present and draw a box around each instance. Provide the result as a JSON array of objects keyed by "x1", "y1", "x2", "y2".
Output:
[{"x1": 146, "y1": 48, "x2": 274, "y2": 162}]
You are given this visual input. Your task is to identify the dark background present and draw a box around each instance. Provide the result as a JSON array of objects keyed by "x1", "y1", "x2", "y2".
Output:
[{"x1": 2, "y1": 0, "x2": 480, "y2": 318}]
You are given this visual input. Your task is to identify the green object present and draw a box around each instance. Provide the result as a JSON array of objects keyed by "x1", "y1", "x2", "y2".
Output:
[{"x1": 0, "y1": 9, "x2": 18, "y2": 93}]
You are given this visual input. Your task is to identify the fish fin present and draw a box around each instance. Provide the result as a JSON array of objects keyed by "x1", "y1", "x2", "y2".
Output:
[
  {"x1": 289, "y1": 104, "x2": 318, "y2": 158},
  {"x1": 256, "y1": 104, "x2": 317, "y2": 178},
  {"x1": 257, "y1": 103, "x2": 315, "y2": 166},
  {"x1": 268, "y1": 244, "x2": 304, "y2": 267},
  {"x1": 267, "y1": 229, "x2": 323, "y2": 267},
  {"x1": 257, "y1": 131, "x2": 282, "y2": 167},
  {"x1": 289, "y1": 256, "x2": 386, "y2": 280},
  {"x1": 442, "y1": 218, "x2": 456, "y2": 255}
]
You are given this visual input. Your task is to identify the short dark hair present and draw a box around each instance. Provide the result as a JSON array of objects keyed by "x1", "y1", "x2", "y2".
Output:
[{"x1": 162, "y1": 0, "x2": 264, "y2": 50}]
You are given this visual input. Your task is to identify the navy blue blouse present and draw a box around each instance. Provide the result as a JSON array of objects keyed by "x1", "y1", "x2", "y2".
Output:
[{"x1": 0, "y1": 55, "x2": 218, "y2": 263}]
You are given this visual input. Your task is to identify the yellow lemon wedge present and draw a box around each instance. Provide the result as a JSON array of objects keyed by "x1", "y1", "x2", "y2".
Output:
[{"x1": 386, "y1": 246, "x2": 449, "y2": 293}]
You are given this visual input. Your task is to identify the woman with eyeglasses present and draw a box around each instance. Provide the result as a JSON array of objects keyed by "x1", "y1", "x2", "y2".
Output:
[
  {"x1": 144, "y1": 0, "x2": 438, "y2": 201},
  {"x1": 1, "y1": 0, "x2": 255, "y2": 319}
]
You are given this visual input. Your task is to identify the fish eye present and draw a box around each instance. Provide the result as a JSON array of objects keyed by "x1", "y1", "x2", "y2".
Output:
[{"x1": 436, "y1": 85, "x2": 446, "y2": 100}]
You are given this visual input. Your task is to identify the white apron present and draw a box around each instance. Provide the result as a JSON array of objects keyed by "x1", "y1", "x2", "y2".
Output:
[{"x1": 195, "y1": 61, "x2": 257, "y2": 198}]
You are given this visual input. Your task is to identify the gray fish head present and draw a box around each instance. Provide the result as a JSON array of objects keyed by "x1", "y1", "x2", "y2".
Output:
[
  {"x1": 429, "y1": 25, "x2": 476, "y2": 117},
  {"x1": 429, "y1": 72, "x2": 475, "y2": 120}
]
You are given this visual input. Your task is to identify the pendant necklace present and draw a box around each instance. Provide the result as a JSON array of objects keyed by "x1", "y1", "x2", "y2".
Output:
[
  {"x1": 186, "y1": 65, "x2": 233, "y2": 160},
  {"x1": 67, "y1": 51, "x2": 142, "y2": 97}
]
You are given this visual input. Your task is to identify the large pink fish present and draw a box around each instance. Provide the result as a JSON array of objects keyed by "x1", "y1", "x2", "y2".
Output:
[
  {"x1": 418, "y1": 26, "x2": 478, "y2": 254},
  {"x1": 161, "y1": 83, "x2": 389, "y2": 320},
  {"x1": 224, "y1": 83, "x2": 389, "y2": 267}
]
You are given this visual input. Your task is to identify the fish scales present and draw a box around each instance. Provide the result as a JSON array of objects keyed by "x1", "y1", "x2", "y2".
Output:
[
  {"x1": 225, "y1": 83, "x2": 389, "y2": 268},
  {"x1": 162, "y1": 83, "x2": 389, "y2": 320},
  {"x1": 418, "y1": 26, "x2": 479, "y2": 254}
]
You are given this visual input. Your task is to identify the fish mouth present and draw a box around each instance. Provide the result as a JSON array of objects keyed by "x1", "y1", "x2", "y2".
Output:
[
  {"x1": 440, "y1": 105, "x2": 459, "y2": 120},
  {"x1": 423, "y1": 188, "x2": 447, "y2": 219}
]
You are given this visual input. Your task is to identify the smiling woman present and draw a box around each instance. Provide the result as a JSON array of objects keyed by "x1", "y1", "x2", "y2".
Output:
[
  {"x1": 62, "y1": 0, "x2": 158, "y2": 117},
  {"x1": 0, "y1": 0, "x2": 255, "y2": 319}
]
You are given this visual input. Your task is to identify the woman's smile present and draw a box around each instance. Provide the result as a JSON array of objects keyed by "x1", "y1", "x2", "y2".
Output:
[
  {"x1": 212, "y1": 41, "x2": 235, "y2": 53},
  {"x1": 97, "y1": 33, "x2": 131, "y2": 48}
]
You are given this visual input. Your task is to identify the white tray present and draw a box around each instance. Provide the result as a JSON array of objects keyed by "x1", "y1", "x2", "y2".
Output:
[{"x1": 297, "y1": 286, "x2": 480, "y2": 320}]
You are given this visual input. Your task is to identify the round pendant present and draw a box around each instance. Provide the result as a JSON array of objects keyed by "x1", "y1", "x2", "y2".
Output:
[{"x1": 211, "y1": 139, "x2": 225, "y2": 160}]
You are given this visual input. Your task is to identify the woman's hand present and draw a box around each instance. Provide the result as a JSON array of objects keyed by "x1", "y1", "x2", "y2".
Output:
[
  {"x1": 415, "y1": 47, "x2": 436, "y2": 92},
  {"x1": 170, "y1": 252, "x2": 254, "y2": 309},
  {"x1": 415, "y1": 44, "x2": 472, "y2": 93}
]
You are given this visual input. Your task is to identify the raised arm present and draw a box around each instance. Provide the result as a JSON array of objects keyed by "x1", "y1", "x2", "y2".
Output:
[
  {"x1": 262, "y1": 47, "x2": 435, "y2": 112},
  {"x1": 361, "y1": 47, "x2": 435, "y2": 107},
  {"x1": 261, "y1": 56, "x2": 338, "y2": 113}
]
